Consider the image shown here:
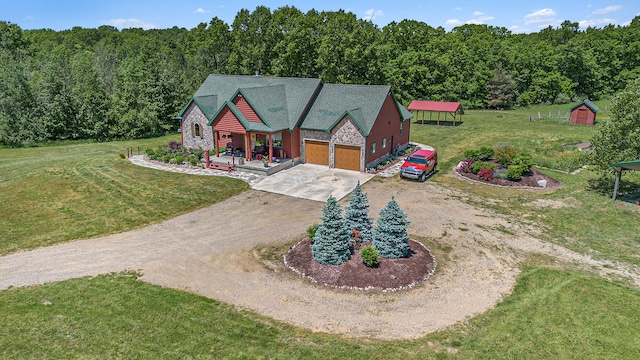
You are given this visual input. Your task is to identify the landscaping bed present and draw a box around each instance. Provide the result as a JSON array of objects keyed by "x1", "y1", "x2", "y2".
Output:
[
  {"x1": 284, "y1": 238, "x2": 436, "y2": 291},
  {"x1": 455, "y1": 162, "x2": 562, "y2": 190}
]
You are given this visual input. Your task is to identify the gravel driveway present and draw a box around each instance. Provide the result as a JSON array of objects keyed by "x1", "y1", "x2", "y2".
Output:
[{"x1": 1, "y1": 177, "x2": 638, "y2": 340}]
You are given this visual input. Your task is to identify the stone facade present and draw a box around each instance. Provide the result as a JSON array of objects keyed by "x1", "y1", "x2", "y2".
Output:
[
  {"x1": 300, "y1": 117, "x2": 366, "y2": 171},
  {"x1": 181, "y1": 103, "x2": 215, "y2": 150},
  {"x1": 330, "y1": 118, "x2": 365, "y2": 171},
  {"x1": 300, "y1": 129, "x2": 330, "y2": 163}
]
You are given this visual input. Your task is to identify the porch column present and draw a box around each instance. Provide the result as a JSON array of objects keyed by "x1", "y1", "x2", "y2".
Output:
[
  {"x1": 268, "y1": 133, "x2": 273, "y2": 164},
  {"x1": 245, "y1": 132, "x2": 251, "y2": 161},
  {"x1": 214, "y1": 130, "x2": 219, "y2": 157}
]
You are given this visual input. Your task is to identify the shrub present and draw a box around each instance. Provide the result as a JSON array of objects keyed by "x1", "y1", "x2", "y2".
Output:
[
  {"x1": 512, "y1": 152, "x2": 534, "y2": 172},
  {"x1": 174, "y1": 155, "x2": 184, "y2": 165},
  {"x1": 463, "y1": 148, "x2": 480, "y2": 160},
  {"x1": 507, "y1": 165, "x2": 525, "y2": 180},
  {"x1": 360, "y1": 246, "x2": 379, "y2": 267},
  {"x1": 218, "y1": 147, "x2": 227, "y2": 154},
  {"x1": 188, "y1": 156, "x2": 198, "y2": 166},
  {"x1": 145, "y1": 148, "x2": 155, "y2": 156},
  {"x1": 478, "y1": 167, "x2": 494, "y2": 181},
  {"x1": 307, "y1": 223, "x2": 319, "y2": 242},
  {"x1": 471, "y1": 161, "x2": 496, "y2": 174},
  {"x1": 477, "y1": 146, "x2": 495, "y2": 161},
  {"x1": 119, "y1": 153, "x2": 125, "y2": 159},
  {"x1": 459, "y1": 159, "x2": 476, "y2": 173},
  {"x1": 464, "y1": 146, "x2": 495, "y2": 161},
  {"x1": 495, "y1": 146, "x2": 520, "y2": 168},
  {"x1": 168, "y1": 140, "x2": 180, "y2": 150},
  {"x1": 162, "y1": 154, "x2": 172, "y2": 163},
  {"x1": 494, "y1": 168, "x2": 508, "y2": 179},
  {"x1": 192, "y1": 147, "x2": 205, "y2": 160}
]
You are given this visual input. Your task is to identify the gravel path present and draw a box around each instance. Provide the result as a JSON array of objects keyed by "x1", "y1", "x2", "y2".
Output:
[{"x1": 1, "y1": 177, "x2": 639, "y2": 340}]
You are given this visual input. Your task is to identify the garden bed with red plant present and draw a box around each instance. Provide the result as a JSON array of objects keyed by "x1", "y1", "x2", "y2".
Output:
[{"x1": 454, "y1": 160, "x2": 562, "y2": 189}]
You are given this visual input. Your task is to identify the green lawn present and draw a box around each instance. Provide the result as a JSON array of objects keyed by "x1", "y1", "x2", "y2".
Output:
[
  {"x1": 0, "y1": 135, "x2": 249, "y2": 255},
  {"x1": 2, "y1": 103, "x2": 640, "y2": 358},
  {"x1": 411, "y1": 102, "x2": 640, "y2": 266},
  {"x1": 1, "y1": 268, "x2": 638, "y2": 359}
]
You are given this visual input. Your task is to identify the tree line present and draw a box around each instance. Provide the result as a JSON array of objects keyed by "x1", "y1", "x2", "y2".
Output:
[{"x1": 2, "y1": 6, "x2": 640, "y2": 146}]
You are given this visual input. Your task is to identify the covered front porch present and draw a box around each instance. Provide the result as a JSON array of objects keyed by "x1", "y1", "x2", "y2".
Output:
[{"x1": 206, "y1": 148, "x2": 293, "y2": 176}]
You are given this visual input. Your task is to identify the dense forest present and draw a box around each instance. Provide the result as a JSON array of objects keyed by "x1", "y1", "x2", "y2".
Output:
[{"x1": 2, "y1": 5, "x2": 640, "y2": 146}]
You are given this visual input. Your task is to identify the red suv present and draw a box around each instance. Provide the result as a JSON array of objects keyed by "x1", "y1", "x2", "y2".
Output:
[{"x1": 400, "y1": 149, "x2": 437, "y2": 182}]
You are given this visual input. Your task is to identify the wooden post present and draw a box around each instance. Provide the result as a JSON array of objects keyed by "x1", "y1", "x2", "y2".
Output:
[
  {"x1": 612, "y1": 167, "x2": 622, "y2": 201},
  {"x1": 214, "y1": 131, "x2": 220, "y2": 158},
  {"x1": 205, "y1": 149, "x2": 210, "y2": 168},
  {"x1": 137, "y1": 146, "x2": 140, "y2": 155},
  {"x1": 268, "y1": 133, "x2": 273, "y2": 164}
]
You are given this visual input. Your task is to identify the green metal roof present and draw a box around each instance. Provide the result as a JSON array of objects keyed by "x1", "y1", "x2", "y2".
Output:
[
  {"x1": 611, "y1": 159, "x2": 640, "y2": 171},
  {"x1": 301, "y1": 84, "x2": 392, "y2": 136},
  {"x1": 192, "y1": 75, "x2": 321, "y2": 130},
  {"x1": 571, "y1": 99, "x2": 599, "y2": 112}
]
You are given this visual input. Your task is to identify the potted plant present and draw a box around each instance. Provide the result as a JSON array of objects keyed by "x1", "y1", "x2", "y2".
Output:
[{"x1": 262, "y1": 155, "x2": 269, "y2": 167}]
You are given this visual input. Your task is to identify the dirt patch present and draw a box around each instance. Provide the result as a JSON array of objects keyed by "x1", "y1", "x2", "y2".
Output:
[
  {"x1": 2, "y1": 173, "x2": 639, "y2": 340},
  {"x1": 285, "y1": 239, "x2": 436, "y2": 291}
]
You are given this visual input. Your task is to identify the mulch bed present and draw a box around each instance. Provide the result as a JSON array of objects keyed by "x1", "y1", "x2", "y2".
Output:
[
  {"x1": 284, "y1": 239, "x2": 436, "y2": 292},
  {"x1": 454, "y1": 161, "x2": 562, "y2": 190}
]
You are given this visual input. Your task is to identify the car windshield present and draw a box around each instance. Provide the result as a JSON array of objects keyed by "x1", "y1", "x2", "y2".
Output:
[{"x1": 407, "y1": 156, "x2": 427, "y2": 165}]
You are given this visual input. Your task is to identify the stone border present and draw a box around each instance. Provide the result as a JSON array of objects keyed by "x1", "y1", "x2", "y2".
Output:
[{"x1": 283, "y1": 239, "x2": 437, "y2": 293}]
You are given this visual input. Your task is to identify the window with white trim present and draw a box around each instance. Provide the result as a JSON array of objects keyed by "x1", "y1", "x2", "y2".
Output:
[
  {"x1": 400, "y1": 121, "x2": 404, "y2": 135},
  {"x1": 194, "y1": 123, "x2": 201, "y2": 137},
  {"x1": 371, "y1": 142, "x2": 377, "y2": 154},
  {"x1": 382, "y1": 137, "x2": 387, "y2": 149}
]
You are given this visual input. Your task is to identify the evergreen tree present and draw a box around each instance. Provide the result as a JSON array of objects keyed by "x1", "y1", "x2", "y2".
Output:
[
  {"x1": 343, "y1": 181, "x2": 373, "y2": 242},
  {"x1": 311, "y1": 196, "x2": 351, "y2": 265},
  {"x1": 373, "y1": 197, "x2": 410, "y2": 258}
]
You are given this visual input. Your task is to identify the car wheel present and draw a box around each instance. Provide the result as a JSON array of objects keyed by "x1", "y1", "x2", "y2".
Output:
[{"x1": 419, "y1": 172, "x2": 426, "y2": 182}]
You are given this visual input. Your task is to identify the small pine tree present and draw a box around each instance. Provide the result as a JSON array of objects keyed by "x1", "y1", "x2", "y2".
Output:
[
  {"x1": 373, "y1": 197, "x2": 410, "y2": 258},
  {"x1": 343, "y1": 181, "x2": 373, "y2": 242},
  {"x1": 311, "y1": 196, "x2": 351, "y2": 265}
]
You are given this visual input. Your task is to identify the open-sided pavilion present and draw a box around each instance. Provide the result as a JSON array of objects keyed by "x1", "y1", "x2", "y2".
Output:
[{"x1": 407, "y1": 100, "x2": 463, "y2": 126}]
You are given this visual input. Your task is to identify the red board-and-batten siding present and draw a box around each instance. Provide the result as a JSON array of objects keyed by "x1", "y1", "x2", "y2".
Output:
[
  {"x1": 569, "y1": 104, "x2": 596, "y2": 125},
  {"x1": 233, "y1": 95, "x2": 262, "y2": 123},
  {"x1": 365, "y1": 93, "x2": 410, "y2": 166},
  {"x1": 212, "y1": 107, "x2": 247, "y2": 134}
]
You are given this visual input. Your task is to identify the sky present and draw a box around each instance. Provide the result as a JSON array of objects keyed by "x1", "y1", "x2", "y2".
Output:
[{"x1": 2, "y1": 0, "x2": 639, "y2": 33}]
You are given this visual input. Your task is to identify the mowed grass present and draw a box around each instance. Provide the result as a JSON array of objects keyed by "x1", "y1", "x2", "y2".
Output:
[
  {"x1": 1, "y1": 268, "x2": 639, "y2": 359},
  {"x1": 411, "y1": 101, "x2": 640, "y2": 266},
  {"x1": 0, "y1": 135, "x2": 249, "y2": 255}
]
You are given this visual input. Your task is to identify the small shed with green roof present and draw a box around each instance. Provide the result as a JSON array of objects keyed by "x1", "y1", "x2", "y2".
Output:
[{"x1": 569, "y1": 99, "x2": 599, "y2": 125}]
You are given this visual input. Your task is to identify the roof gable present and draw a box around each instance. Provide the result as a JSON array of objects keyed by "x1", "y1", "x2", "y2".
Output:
[
  {"x1": 237, "y1": 85, "x2": 290, "y2": 131},
  {"x1": 194, "y1": 75, "x2": 321, "y2": 130},
  {"x1": 571, "y1": 99, "x2": 599, "y2": 112},
  {"x1": 301, "y1": 84, "x2": 393, "y2": 136}
]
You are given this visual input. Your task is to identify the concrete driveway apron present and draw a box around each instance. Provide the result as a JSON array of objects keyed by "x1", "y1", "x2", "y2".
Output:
[{"x1": 251, "y1": 163, "x2": 374, "y2": 202}]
